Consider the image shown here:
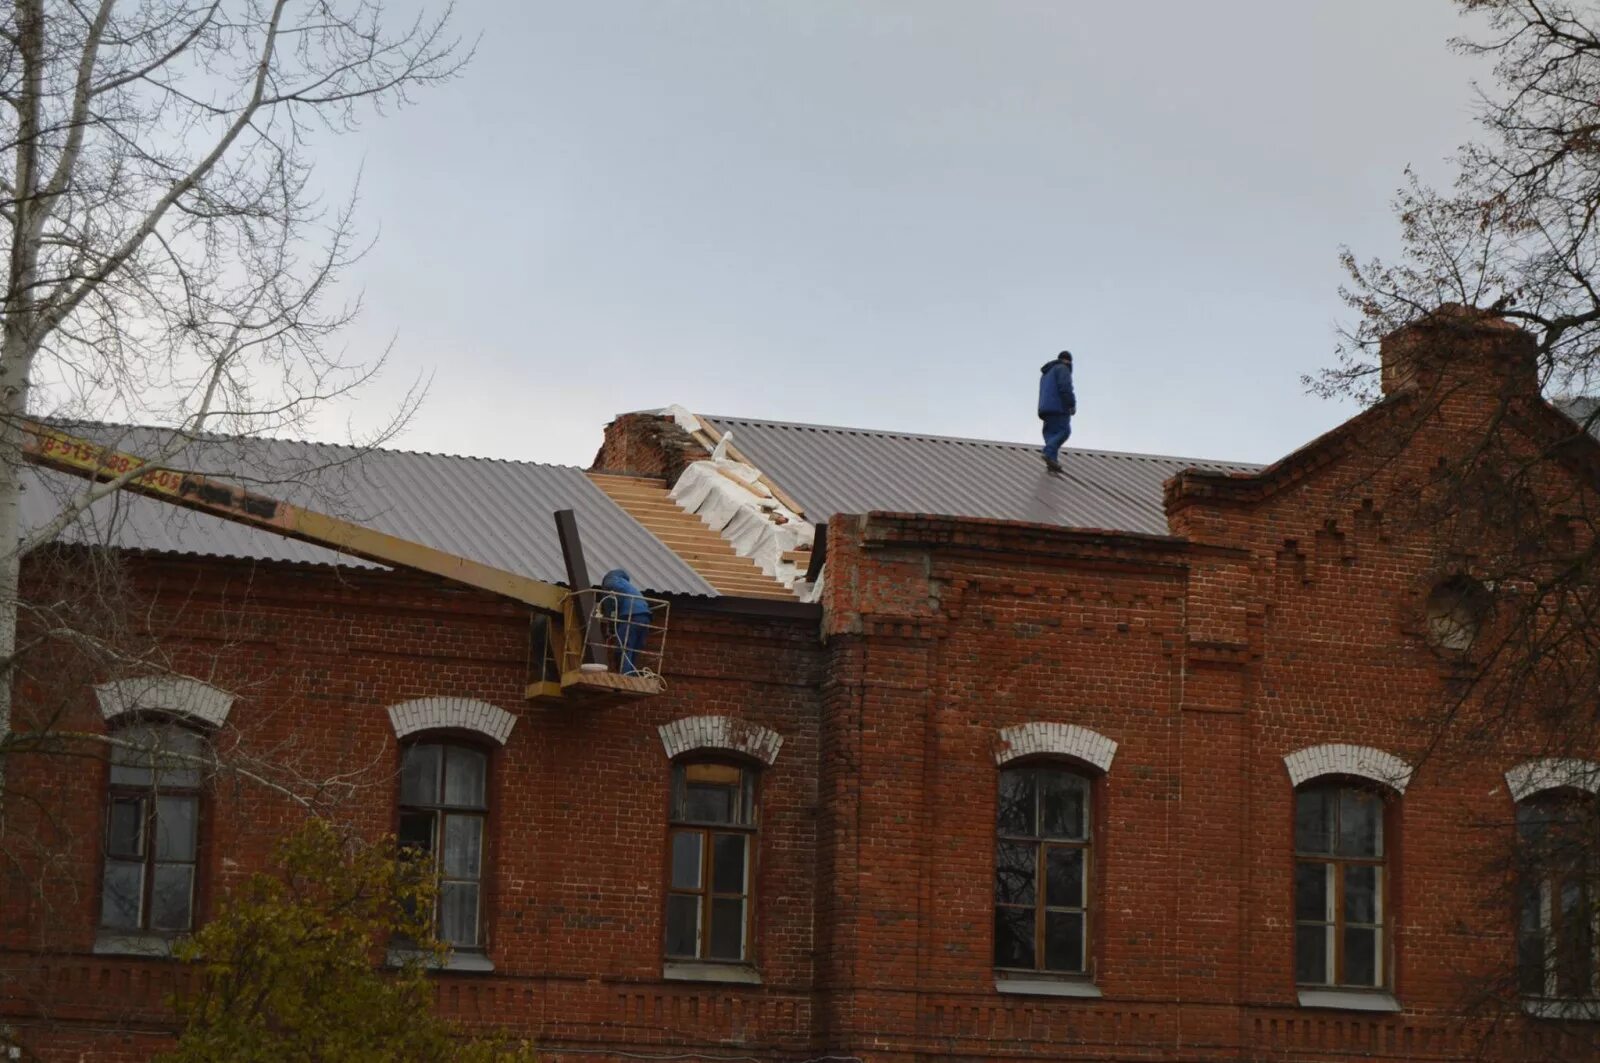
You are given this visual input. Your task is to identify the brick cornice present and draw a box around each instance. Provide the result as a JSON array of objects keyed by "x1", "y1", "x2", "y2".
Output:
[{"x1": 854, "y1": 512, "x2": 1244, "y2": 568}]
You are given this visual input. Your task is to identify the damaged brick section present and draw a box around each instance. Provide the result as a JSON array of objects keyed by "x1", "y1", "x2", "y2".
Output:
[{"x1": 591, "y1": 411, "x2": 705, "y2": 482}]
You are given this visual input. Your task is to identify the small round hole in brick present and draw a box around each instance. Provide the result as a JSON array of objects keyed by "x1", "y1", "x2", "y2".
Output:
[{"x1": 1425, "y1": 576, "x2": 1491, "y2": 652}]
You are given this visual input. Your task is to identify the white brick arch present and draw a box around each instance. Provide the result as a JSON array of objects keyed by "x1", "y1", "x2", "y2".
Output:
[
  {"x1": 1506, "y1": 758, "x2": 1600, "y2": 802},
  {"x1": 658, "y1": 716, "x2": 783, "y2": 765},
  {"x1": 994, "y1": 723, "x2": 1118, "y2": 773},
  {"x1": 387, "y1": 697, "x2": 516, "y2": 746},
  {"x1": 95, "y1": 676, "x2": 235, "y2": 728},
  {"x1": 1283, "y1": 744, "x2": 1414, "y2": 794}
]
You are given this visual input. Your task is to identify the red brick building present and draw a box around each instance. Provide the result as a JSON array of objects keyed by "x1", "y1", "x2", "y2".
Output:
[{"x1": 4, "y1": 313, "x2": 1599, "y2": 1060}]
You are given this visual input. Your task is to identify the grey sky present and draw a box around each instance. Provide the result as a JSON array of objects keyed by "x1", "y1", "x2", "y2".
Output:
[{"x1": 318, "y1": 1, "x2": 1489, "y2": 468}]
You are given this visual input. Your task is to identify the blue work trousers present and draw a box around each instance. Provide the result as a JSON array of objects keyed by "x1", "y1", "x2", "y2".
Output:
[
  {"x1": 1041, "y1": 414, "x2": 1073, "y2": 463},
  {"x1": 613, "y1": 615, "x2": 650, "y2": 676}
]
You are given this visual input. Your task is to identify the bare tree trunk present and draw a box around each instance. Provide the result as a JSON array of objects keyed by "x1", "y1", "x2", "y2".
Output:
[{"x1": 0, "y1": 351, "x2": 30, "y2": 802}]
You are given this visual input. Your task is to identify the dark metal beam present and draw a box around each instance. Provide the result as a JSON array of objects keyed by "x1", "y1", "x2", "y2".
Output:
[
  {"x1": 803, "y1": 521, "x2": 828, "y2": 584},
  {"x1": 554, "y1": 508, "x2": 603, "y2": 664}
]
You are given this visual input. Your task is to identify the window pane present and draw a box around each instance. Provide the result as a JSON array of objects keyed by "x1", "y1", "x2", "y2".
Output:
[
  {"x1": 107, "y1": 797, "x2": 145, "y2": 859},
  {"x1": 1343, "y1": 865, "x2": 1379, "y2": 925},
  {"x1": 1045, "y1": 846, "x2": 1084, "y2": 909},
  {"x1": 150, "y1": 864, "x2": 194, "y2": 931},
  {"x1": 993, "y1": 907, "x2": 1036, "y2": 969},
  {"x1": 1557, "y1": 880, "x2": 1593, "y2": 998},
  {"x1": 1518, "y1": 800, "x2": 1554, "y2": 845},
  {"x1": 442, "y1": 815, "x2": 482, "y2": 879},
  {"x1": 671, "y1": 831, "x2": 702, "y2": 890},
  {"x1": 1296, "y1": 924, "x2": 1330, "y2": 984},
  {"x1": 109, "y1": 724, "x2": 156, "y2": 786},
  {"x1": 155, "y1": 796, "x2": 197, "y2": 861},
  {"x1": 1044, "y1": 910, "x2": 1085, "y2": 973},
  {"x1": 665, "y1": 893, "x2": 700, "y2": 957},
  {"x1": 1294, "y1": 788, "x2": 1335, "y2": 854},
  {"x1": 398, "y1": 811, "x2": 435, "y2": 855},
  {"x1": 684, "y1": 782, "x2": 736, "y2": 824},
  {"x1": 101, "y1": 860, "x2": 143, "y2": 929},
  {"x1": 738, "y1": 770, "x2": 757, "y2": 827},
  {"x1": 1039, "y1": 772, "x2": 1087, "y2": 840},
  {"x1": 444, "y1": 746, "x2": 487, "y2": 807},
  {"x1": 439, "y1": 881, "x2": 479, "y2": 947},
  {"x1": 708, "y1": 897, "x2": 746, "y2": 960},
  {"x1": 712, "y1": 833, "x2": 747, "y2": 895},
  {"x1": 1295, "y1": 862, "x2": 1328, "y2": 922},
  {"x1": 1343, "y1": 926, "x2": 1379, "y2": 986},
  {"x1": 1338, "y1": 789, "x2": 1383, "y2": 857},
  {"x1": 1521, "y1": 879, "x2": 1545, "y2": 934},
  {"x1": 152, "y1": 728, "x2": 205, "y2": 788},
  {"x1": 994, "y1": 842, "x2": 1036, "y2": 906},
  {"x1": 400, "y1": 744, "x2": 441, "y2": 805},
  {"x1": 997, "y1": 769, "x2": 1036, "y2": 837},
  {"x1": 1519, "y1": 929, "x2": 1548, "y2": 996}
]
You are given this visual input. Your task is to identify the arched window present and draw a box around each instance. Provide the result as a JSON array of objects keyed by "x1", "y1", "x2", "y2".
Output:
[
  {"x1": 1517, "y1": 792, "x2": 1598, "y2": 1000},
  {"x1": 1294, "y1": 783, "x2": 1388, "y2": 989},
  {"x1": 665, "y1": 760, "x2": 756, "y2": 964},
  {"x1": 994, "y1": 765, "x2": 1092, "y2": 976},
  {"x1": 100, "y1": 722, "x2": 206, "y2": 935},
  {"x1": 398, "y1": 740, "x2": 489, "y2": 949}
]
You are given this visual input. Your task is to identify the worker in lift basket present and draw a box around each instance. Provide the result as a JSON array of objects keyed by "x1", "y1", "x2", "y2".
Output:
[
  {"x1": 600, "y1": 568, "x2": 652, "y2": 676},
  {"x1": 1037, "y1": 349, "x2": 1076, "y2": 473}
]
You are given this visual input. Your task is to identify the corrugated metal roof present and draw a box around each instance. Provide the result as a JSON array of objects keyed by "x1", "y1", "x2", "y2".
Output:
[
  {"x1": 702, "y1": 415, "x2": 1261, "y2": 536},
  {"x1": 23, "y1": 426, "x2": 718, "y2": 597}
]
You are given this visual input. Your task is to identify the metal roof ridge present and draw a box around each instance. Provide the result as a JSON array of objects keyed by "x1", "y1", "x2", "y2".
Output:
[{"x1": 700, "y1": 414, "x2": 1261, "y2": 470}]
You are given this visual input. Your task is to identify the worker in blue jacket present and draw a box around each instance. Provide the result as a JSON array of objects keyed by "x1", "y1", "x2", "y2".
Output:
[
  {"x1": 1037, "y1": 350, "x2": 1076, "y2": 473},
  {"x1": 600, "y1": 568, "x2": 653, "y2": 675}
]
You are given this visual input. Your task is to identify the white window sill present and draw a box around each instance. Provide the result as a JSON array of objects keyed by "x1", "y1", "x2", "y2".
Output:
[
  {"x1": 386, "y1": 946, "x2": 494, "y2": 973},
  {"x1": 662, "y1": 961, "x2": 762, "y2": 985},
  {"x1": 93, "y1": 930, "x2": 177, "y2": 958},
  {"x1": 1297, "y1": 988, "x2": 1401, "y2": 1013},
  {"x1": 1524, "y1": 998, "x2": 1600, "y2": 1021},
  {"x1": 995, "y1": 976, "x2": 1102, "y2": 999}
]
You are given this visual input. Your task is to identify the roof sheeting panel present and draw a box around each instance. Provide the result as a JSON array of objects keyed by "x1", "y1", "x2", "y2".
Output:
[
  {"x1": 23, "y1": 427, "x2": 717, "y2": 597},
  {"x1": 703, "y1": 416, "x2": 1260, "y2": 536}
]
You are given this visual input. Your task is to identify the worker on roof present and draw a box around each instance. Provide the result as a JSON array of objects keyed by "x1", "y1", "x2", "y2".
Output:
[
  {"x1": 600, "y1": 568, "x2": 653, "y2": 676},
  {"x1": 1037, "y1": 350, "x2": 1076, "y2": 473}
]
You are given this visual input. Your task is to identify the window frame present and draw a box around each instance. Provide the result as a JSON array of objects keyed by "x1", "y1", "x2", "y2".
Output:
[
  {"x1": 663, "y1": 757, "x2": 759, "y2": 966},
  {"x1": 1292, "y1": 780, "x2": 1395, "y2": 992},
  {"x1": 97, "y1": 718, "x2": 208, "y2": 938},
  {"x1": 992, "y1": 760, "x2": 1099, "y2": 980},
  {"x1": 396, "y1": 735, "x2": 493, "y2": 952},
  {"x1": 1516, "y1": 789, "x2": 1600, "y2": 1002}
]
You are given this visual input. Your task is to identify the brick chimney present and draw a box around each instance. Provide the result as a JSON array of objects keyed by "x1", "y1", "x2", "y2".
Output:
[{"x1": 1379, "y1": 303, "x2": 1538, "y2": 399}]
